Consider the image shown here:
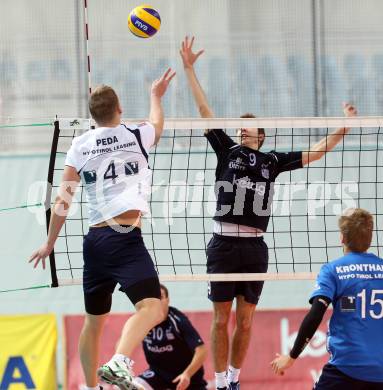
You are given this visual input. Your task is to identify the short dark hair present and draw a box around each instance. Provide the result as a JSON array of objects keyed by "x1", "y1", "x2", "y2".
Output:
[
  {"x1": 240, "y1": 113, "x2": 265, "y2": 148},
  {"x1": 339, "y1": 208, "x2": 373, "y2": 252},
  {"x1": 160, "y1": 284, "x2": 169, "y2": 298},
  {"x1": 89, "y1": 85, "x2": 119, "y2": 125}
]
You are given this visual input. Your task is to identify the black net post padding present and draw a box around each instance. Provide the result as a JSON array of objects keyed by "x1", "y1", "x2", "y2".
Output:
[{"x1": 45, "y1": 120, "x2": 60, "y2": 287}]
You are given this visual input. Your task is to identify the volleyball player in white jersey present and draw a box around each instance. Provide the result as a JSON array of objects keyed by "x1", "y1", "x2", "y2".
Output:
[
  {"x1": 30, "y1": 68, "x2": 175, "y2": 390},
  {"x1": 180, "y1": 36, "x2": 356, "y2": 390}
]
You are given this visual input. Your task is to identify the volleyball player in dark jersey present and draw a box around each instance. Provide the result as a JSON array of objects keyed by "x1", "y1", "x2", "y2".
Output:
[
  {"x1": 136, "y1": 284, "x2": 208, "y2": 390},
  {"x1": 180, "y1": 36, "x2": 357, "y2": 390}
]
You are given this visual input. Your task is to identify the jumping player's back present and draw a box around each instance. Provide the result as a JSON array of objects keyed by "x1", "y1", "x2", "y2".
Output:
[{"x1": 65, "y1": 122, "x2": 155, "y2": 225}]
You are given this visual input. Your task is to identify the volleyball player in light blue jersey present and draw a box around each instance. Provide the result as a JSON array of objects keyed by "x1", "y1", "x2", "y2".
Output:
[{"x1": 271, "y1": 208, "x2": 383, "y2": 389}]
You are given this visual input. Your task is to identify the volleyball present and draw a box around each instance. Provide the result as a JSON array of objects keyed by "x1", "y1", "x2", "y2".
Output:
[{"x1": 128, "y1": 4, "x2": 161, "y2": 38}]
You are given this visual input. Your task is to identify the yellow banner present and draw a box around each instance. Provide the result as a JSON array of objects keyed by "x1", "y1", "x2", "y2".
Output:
[{"x1": 0, "y1": 314, "x2": 57, "y2": 390}]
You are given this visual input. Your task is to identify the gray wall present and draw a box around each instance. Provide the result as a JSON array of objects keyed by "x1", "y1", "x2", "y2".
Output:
[{"x1": 1, "y1": 0, "x2": 383, "y2": 119}]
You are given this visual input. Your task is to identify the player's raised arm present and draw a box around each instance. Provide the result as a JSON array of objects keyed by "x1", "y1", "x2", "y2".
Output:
[
  {"x1": 302, "y1": 103, "x2": 357, "y2": 166},
  {"x1": 150, "y1": 68, "x2": 176, "y2": 144},
  {"x1": 180, "y1": 36, "x2": 215, "y2": 124},
  {"x1": 29, "y1": 166, "x2": 80, "y2": 269}
]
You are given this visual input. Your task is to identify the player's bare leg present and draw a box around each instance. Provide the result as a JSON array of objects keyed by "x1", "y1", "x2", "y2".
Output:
[
  {"x1": 97, "y1": 298, "x2": 163, "y2": 389},
  {"x1": 116, "y1": 297, "x2": 163, "y2": 356},
  {"x1": 228, "y1": 296, "x2": 256, "y2": 386},
  {"x1": 79, "y1": 313, "x2": 108, "y2": 387},
  {"x1": 211, "y1": 301, "x2": 233, "y2": 388}
]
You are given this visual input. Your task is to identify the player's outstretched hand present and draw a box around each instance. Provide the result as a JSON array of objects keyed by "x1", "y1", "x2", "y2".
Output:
[
  {"x1": 172, "y1": 372, "x2": 191, "y2": 390},
  {"x1": 270, "y1": 353, "x2": 295, "y2": 376},
  {"x1": 29, "y1": 243, "x2": 53, "y2": 270},
  {"x1": 180, "y1": 36, "x2": 204, "y2": 69},
  {"x1": 151, "y1": 68, "x2": 176, "y2": 99},
  {"x1": 343, "y1": 102, "x2": 357, "y2": 117}
]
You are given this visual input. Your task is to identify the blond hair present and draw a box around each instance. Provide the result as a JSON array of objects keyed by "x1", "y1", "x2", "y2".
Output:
[
  {"x1": 338, "y1": 208, "x2": 373, "y2": 252},
  {"x1": 89, "y1": 85, "x2": 119, "y2": 125}
]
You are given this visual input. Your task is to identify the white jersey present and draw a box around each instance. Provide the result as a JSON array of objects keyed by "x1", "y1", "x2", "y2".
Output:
[{"x1": 65, "y1": 122, "x2": 155, "y2": 226}]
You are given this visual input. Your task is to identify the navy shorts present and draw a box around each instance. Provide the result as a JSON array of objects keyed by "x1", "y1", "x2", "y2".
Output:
[
  {"x1": 138, "y1": 369, "x2": 207, "y2": 390},
  {"x1": 206, "y1": 234, "x2": 268, "y2": 304},
  {"x1": 314, "y1": 364, "x2": 383, "y2": 390},
  {"x1": 83, "y1": 226, "x2": 160, "y2": 315}
]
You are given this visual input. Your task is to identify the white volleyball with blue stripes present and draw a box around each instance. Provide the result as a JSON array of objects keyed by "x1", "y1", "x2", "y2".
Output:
[{"x1": 128, "y1": 4, "x2": 161, "y2": 38}]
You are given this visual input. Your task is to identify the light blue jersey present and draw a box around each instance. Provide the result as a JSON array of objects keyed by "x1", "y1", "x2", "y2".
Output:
[{"x1": 310, "y1": 252, "x2": 383, "y2": 382}]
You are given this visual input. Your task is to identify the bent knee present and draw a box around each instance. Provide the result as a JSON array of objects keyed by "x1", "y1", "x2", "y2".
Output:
[
  {"x1": 138, "y1": 298, "x2": 163, "y2": 323},
  {"x1": 82, "y1": 314, "x2": 107, "y2": 334}
]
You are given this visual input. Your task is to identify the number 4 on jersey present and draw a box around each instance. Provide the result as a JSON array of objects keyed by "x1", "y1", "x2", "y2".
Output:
[
  {"x1": 83, "y1": 160, "x2": 139, "y2": 183},
  {"x1": 104, "y1": 161, "x2": 118, "y2": 180}
]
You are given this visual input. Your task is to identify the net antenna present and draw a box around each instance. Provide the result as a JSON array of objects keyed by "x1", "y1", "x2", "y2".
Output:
[
  {"x1": 47, "y1": 117, "x2": 383, "y2": 286},
  {"x1": 43, "y1": 0, "x2": 94, "y2": 287},
  {"x1": 45, "y1": 120, "x2": 60, "y2": 287},
  {"x1": 83, "y1": 0, "x2": 92, "y2": 95}
]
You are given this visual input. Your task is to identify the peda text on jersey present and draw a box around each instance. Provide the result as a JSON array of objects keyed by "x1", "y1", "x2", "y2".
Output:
[{"x1": 82, "y1": 136, "x2": 136, "y2": 156}]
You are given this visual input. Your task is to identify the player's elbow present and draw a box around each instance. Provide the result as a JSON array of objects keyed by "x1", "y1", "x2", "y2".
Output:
[
  {"x1": 312, "y1": 151, "x2": 324, "y2": 163},
  {"x1": 55, "y1": 196, "x2": 70, "y2": 211},
  {"x1": 303, "y1": 151, "x2": 323, "y2": 166},
  {"x1": 53, "y1": 196, "x2": 71, "y2": 217},
  {"x1": 152, "y1": 123, "x2": 164, "y2": 145}
]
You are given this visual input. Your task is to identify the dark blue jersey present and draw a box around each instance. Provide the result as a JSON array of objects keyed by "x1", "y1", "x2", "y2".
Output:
[
  {"x1": 310, "y1": 252, "x2": 383, "y2": 382},
  {"x1": 205, "y1": 129, "x2": 302, "y2": 231},
  {"x1": 142, "y1": 306, "x2": 205, "y2": 384}
]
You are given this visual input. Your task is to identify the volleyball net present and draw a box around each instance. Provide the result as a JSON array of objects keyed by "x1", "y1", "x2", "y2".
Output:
[{"x1": 38, "y1": 116, "x2": 382, "y2": 287}]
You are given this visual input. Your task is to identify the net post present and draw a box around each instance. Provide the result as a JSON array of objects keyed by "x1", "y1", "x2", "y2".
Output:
[{"x1": 45, "y1": 120, "x2": 60, "y2": 287}]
